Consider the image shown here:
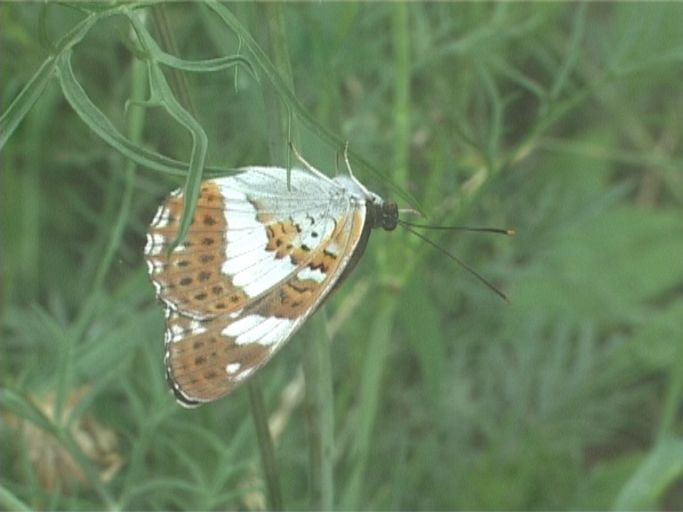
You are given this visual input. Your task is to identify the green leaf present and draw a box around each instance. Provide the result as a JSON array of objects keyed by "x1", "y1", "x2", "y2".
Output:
[
  {"x1": 0, "y1": 56, "x2": 56, "y2": 150},
  {"x1": 0, "y1": 485, "x2": 31, "y2": 512},
  {"x1": 0, "y1": 7, "x2": 102, "y2": 150},
  {"x1": 577, "y1": 453, "x2": 642, "y2": 509},
  {"x1": 608, "y1": 3, "x2": 683, "y2": 75},
  {"x1": 157, "y1": 49, "x2": 257, "y2": 78},
  {"x1": 127, "y1": 10, "x2": 208, "y2": 247},
  {"x1": 613, "y1": 437, "x2": 683, "y2": 510},
  {"x1": 0, "y1": 388, "x2": 58, "y2": 435},
  {"x1": 56, "y1": 52, "x2": 200, "y2": 176}
]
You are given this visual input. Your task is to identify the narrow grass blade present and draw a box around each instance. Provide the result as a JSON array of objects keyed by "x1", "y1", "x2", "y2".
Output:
[
  {"x1": 0, "y1": 485, "x2": 31, "y2": 512},
  {"x1": 613, "y1": 437, "x2": 683, "y2": 510},
  {"x1": 0, "y1": 57, "x2": 55, "y2": 150}
]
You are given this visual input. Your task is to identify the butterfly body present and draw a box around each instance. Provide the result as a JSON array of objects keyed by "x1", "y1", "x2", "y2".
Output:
[{"x1": 145, "y1": 166, "x2": 397, "y2": 406}]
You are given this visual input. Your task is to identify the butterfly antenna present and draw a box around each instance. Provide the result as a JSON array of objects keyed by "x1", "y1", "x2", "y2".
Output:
[
  {"x1": 400, "y1": 219, "x2": 515, "y2": 236},
  {"x1": 398, "y1": 221, "x2": 510, "y2": 303}
]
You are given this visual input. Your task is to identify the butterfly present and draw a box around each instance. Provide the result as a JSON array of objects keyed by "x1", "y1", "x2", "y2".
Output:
[{"x1": 144, "y1": 150, "x2": 398, "y2": 407}]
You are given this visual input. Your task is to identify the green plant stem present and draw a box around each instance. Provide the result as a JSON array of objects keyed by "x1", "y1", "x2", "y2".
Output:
[
  {"x1": 392, "y1": 2, "x2": 410, "y2": 189},
  {"x1": 389, "y1": 2, "x2": 420, "y2": 281},
  {"x1": 234, "y1": 5, "x2": 293, "y2": 509},
  {"x1": 341, "y1": 298, "x2": 398, "y2": 509},
  {"x1": 92, "y1": 57, "x2": 146, "y2": 291},
  {"x1": 257, "y1": 2, "x2": 296, "y2": 165},
  {"x1": 151, "y1": 4, "x2": 197, "y2": 116},
  {"x1": 302, "y1": 311, "x2": 335, "y2": 511},
  {"x1": 256, "y1": 4, "x2": 335, "y2": 508},
  {"x1": 342, "y1": 9, "x2": 410, "y2": 508},
  {"x1": 247, "y1": 380, "x2": 284, "y2": 511},
  {"x1": 132, "y1": 9, "x2": 208, "y2": 249},
  {"x1": 657, "y1": 364, "x2": 683, "y2": 442}
]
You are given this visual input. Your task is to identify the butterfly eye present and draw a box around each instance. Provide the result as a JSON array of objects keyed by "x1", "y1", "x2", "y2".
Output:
[{"x1": 381, "y1": 202, "x2": 399, "y2": 231}]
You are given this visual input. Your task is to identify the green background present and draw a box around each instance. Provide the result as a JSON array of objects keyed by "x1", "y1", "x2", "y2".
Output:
[{"x1": 2, "y1": 2, "x2": 682, "y2": 510}]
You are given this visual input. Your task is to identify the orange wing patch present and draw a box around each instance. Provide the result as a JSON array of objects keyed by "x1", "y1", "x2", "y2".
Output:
[
  {"x1": 265, "y1": 221, "x2": 300, "y2": 259},
  {"x1": 255, "y1": 209, "x2": 365, "y2": 319},
  {"x1": 268, "y1": 278, "x2": 320, "y2": 317},
  {"x1": 145, "y1": 182, "x2": 249, "y2": 317}
]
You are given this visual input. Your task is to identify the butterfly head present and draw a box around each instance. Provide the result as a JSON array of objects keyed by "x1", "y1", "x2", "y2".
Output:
[
  {"x1": 333, "y1": 174, "x2": 398, "y2": 231},
  {"x1": 378, "y1": 201, "x2": 399, "y2": 231},
  {"x1": 366, "y1": 193, "x2": 398, "y2": 231}
]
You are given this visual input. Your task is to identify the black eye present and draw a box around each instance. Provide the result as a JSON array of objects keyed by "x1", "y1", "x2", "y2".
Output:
[{"x1": 312, "y1": 232, "x2": 318, "y2": 238}]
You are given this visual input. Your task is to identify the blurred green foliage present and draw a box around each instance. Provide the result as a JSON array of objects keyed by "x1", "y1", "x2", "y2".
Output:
[{"x1": 1, "y1": 2, "x2": 682, "y2": 510}]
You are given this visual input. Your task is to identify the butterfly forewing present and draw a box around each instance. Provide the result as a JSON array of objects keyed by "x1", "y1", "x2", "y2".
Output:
[{"x1": 145, "y1": 168, "x2": 368, "y2": 406}]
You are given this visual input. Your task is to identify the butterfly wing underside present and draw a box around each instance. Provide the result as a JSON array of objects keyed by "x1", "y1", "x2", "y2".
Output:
[{"x1": 144, "y1": 168, "x2": 367, "y2": 406}]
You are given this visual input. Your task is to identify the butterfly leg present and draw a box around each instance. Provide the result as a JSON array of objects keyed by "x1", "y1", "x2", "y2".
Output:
[
  {"x1": 342, "y1": 141, "x2": 356, "y2": 179},
  {"x1": 287, "y1": 141, "x2": 332, "y2": 183}
]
